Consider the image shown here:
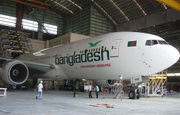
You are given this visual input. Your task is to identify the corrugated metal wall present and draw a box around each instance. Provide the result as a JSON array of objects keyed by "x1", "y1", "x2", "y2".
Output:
[
  {"x1": 90, "y1": 5, "x2": 115, "y2": 37},
  {"x1": 63, "y1": 5, "x2": 115, "y2": 37},
  {"x1": 0, "y1": 1, "x2": 16, "y2": 17},
  {"x1": 63, "y1": 6, "x2": 91, "y2": 35}
]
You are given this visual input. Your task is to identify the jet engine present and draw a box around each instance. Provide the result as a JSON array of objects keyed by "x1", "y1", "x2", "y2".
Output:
[{"x1": 0, "y1": 60, "x2": 29, "y2": 85}]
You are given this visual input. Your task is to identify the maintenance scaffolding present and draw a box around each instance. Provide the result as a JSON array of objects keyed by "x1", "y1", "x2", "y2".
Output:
[{"x1": 143, "y1": 71, "x2": 167, "y2": 97}]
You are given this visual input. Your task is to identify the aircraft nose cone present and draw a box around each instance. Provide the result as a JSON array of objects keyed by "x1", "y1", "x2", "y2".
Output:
[
  {"x1": 171, "y1": 47, "x2": 180, "y2": 64},
  {"x1": 167, "y1": 46, "x2": 180, "y2": 67}
]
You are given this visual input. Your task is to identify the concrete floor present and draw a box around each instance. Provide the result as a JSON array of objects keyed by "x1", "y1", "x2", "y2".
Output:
[{"x1": 0, "y1": 90, "x2": 180, "y2": 115}]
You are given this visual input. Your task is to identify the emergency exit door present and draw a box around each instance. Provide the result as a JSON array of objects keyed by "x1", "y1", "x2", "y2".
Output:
[{"x1": 110, "y1": 39, "x2": 121, "y2": 57}]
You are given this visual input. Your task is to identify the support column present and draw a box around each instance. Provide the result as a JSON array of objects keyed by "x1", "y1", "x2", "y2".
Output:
[
  {"x1": 38, "y1": 22, "x2": 43, "y2": 40},
  {"x1": 16, "y1": 4, "x2": 24, "y2": 32}
]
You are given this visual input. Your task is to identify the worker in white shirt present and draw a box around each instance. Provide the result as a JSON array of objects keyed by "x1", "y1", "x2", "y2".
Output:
[
  {"x1": 36, "y1": 81, "x2": 43, "y2": 100},
  {"x1": 88, "y1": 83, "x2": 92, "y2": 98}
]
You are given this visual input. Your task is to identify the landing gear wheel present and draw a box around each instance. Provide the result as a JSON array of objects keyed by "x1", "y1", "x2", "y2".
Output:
[{"x1": 129, "y1": 90, "x2": 135, "y2": 99}]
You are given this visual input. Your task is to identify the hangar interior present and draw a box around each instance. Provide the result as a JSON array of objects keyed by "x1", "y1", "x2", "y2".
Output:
[{"x1": 0, "y1": 0, "x2": 180, "y2": 94}]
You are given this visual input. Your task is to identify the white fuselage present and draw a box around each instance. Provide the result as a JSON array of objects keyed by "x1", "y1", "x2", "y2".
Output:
[{"x1": 19, "y1": 32, "x2": 180, "y2": 80}]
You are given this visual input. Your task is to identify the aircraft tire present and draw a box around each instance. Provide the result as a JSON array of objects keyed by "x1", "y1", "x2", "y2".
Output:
[
  {"x1": 129, "y1": 90, "x2": 135, "y2": 99},
  {"x1": 136, "y1": 93, "x2": 140, "y2": 99}
]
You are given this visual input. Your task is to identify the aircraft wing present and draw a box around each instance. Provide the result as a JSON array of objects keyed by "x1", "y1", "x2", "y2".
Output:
[
  {"x1": 0, "y1": 57, "x2": 55, "y2": 73},
  {"x1": 23, "y1": 61, "x2": 55, "y2": 72},
  {"x1": 0, "y1": 57, "x2": 12, "y2": 63}
]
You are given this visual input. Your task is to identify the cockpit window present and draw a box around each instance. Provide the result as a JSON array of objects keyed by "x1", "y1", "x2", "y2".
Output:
[
  {"x1": 145, "y1": 40, "x2": 158, "y2": 46},
  {"x1": 146, "y1": 40, "x2": 168, "y2": 46},
  {"x1": 145, "y1": 40, "x2": 151, "y2": 46},
  {"x1": 158, "y1": 40, "x2": 168, "y2": 45}
]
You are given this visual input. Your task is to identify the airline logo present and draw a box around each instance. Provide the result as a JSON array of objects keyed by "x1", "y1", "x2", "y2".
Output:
[
  {"x1": 128, "y1": 41, "x2": 137, "y2": 47},
  {"x1": 55, "y1": 40, "x2": 111, "y2": 67},
  {"x1": 89, "y1": 40, "x2": 102, "y2": 47},
  {"x1": 55, "y1": 48, "x2": 110, "y2": 66}
]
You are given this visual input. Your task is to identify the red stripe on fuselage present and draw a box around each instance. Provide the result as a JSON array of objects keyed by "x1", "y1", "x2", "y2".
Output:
[{"x1": 80, "y1": 64, "x2": 111, "y2": 68}]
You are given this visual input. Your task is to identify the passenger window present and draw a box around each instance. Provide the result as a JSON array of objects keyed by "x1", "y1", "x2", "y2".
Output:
[{"x1": 146, "y1": 40, "x2": 151, "y2": 46}]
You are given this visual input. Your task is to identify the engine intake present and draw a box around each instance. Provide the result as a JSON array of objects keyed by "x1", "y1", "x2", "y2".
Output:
[{"x1": 0, "y1": 61, "x2": 29, "y2": 85}]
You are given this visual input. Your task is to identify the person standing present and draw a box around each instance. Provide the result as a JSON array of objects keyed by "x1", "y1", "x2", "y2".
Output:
[
  {"x1": 88, "y1": 83, "x2": 92, "y2": 98},
  {"x1": 36, "y1": 81, "x2": 43, "y2": 100},
  {"x1": 95, "y1": 84, "x2": 99, "y2": 98}
]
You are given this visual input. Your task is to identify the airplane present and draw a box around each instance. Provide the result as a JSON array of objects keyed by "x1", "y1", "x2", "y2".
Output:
[{"x1": 0, "y1": 32, "x2": 179, "y2": 99}]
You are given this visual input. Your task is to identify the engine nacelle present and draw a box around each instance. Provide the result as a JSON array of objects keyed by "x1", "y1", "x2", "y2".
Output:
[{"x1": 0, "y1": 60, "x2": 29, "y2": 85}]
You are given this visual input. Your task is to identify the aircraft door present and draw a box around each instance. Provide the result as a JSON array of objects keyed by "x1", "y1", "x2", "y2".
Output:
[{"x1": 110, "y1": 39, "x2": 121, "y2": 57}]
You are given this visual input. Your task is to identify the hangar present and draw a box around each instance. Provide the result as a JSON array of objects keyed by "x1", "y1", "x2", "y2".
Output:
[{"x1": 0, "y1": 0, "x2": 180, "y2": 114}]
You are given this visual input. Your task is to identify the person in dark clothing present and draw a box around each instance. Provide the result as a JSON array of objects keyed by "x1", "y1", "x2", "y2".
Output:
[{"x1": 95, "y1": 84, "x2": 100, "y2": 98}]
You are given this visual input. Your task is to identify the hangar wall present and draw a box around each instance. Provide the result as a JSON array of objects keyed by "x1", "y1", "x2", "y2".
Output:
[
  {"x1": 0, "y1": 0, "x2": 115, "y2": 40},
  {"x1": 64, "y1": 4, "x2": 115, "y2": 37},
  {"x1": 48, "y1": 33, "x2": 90, "y2": 47},
  {"x1": 30, "y1": 39, "x2": 46, "y2": 51},
  {"x1": 90, "y1": 5, "x2": 115, "y2": 37},
  {"x1": 30, "y1": 33, "x2": 90, "y2": 51},
  {"x1": 63, "y1": 6, "x2": 91, "y2": 36},
  {"x1": 0, "y1": 0, "x2": 16, "y2": 17},
  {"x1": 117, "y1": 9, "x2": 180, "y2": 31},
  {"x1": 0, "y1": 0, "x2": 63, "y2": 40}
]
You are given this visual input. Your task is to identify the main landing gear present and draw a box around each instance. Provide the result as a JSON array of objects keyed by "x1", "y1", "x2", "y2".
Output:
[{"x1": 128, "y1": 86, "x2": 140, "y2": 99}]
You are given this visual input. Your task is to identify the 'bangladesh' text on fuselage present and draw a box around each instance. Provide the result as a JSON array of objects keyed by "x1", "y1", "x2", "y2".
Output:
[{"x1": 55, "y1": 49, "x2": 110, "y2": 66}]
